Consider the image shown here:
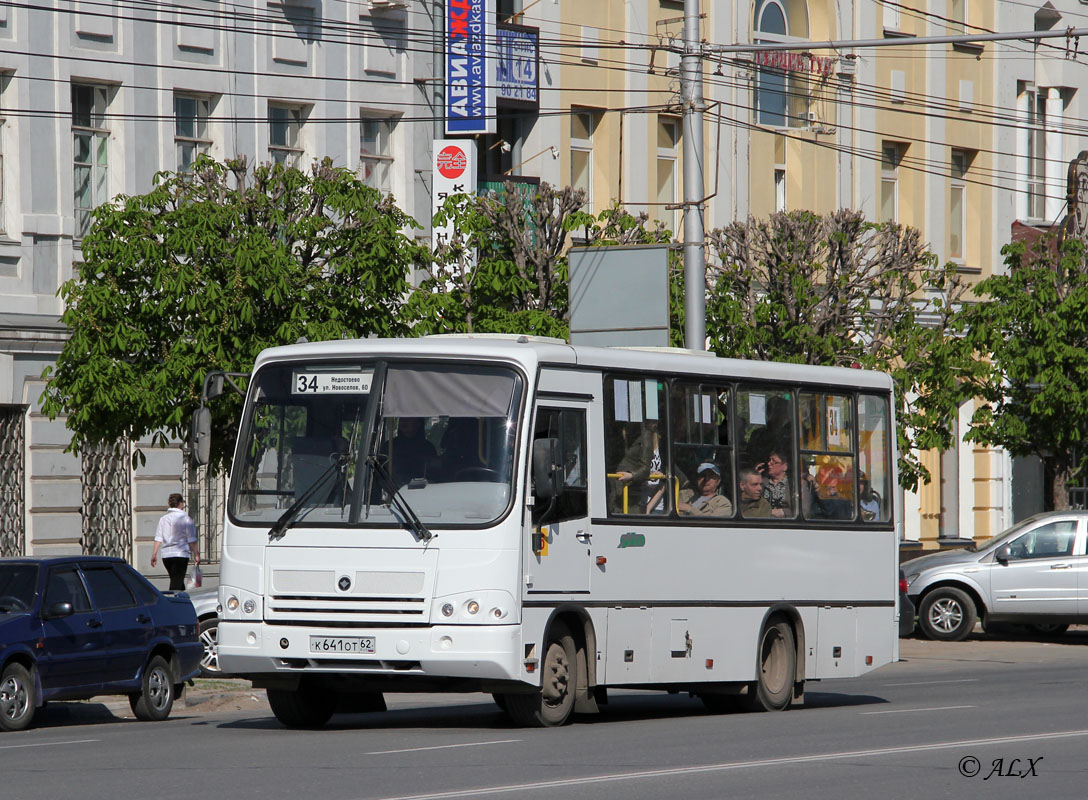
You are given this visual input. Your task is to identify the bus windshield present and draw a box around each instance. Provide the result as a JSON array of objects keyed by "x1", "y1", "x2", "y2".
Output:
[{"x1": 229, "y1": 360, "x2": 523, "y2": 529}]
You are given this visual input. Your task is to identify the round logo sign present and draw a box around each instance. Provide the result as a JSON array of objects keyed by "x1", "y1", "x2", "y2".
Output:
[{"x1": 436, "y1": 145, "x2": 468, "y2": 179}]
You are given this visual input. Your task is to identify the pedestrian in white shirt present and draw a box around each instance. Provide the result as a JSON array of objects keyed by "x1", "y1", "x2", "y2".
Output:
[{"x1": 151, "y1": 493, "x2": 199, "y2": 590}]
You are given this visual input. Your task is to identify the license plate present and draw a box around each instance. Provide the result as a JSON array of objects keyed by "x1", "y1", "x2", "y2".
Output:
[{"x1": 309, "y1": 636, "x2": 376, "y2": 654}]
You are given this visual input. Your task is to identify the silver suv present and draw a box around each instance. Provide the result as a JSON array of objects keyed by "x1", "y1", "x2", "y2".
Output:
[{"x1": 903, "y1": 511, "x2": 1088, "y2": 641}]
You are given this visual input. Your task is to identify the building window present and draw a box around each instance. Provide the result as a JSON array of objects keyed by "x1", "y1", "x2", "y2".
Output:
[
  {"x1": 269, "y1": 103, "x2": 305, "y2": 167},
  {"x1": 656, "y1": 116, "x2": 679, "y2": 233},
  {"x1": 948, "y1": 0, "x2": 966, "y2": 35},
  {"x1": 752, "y1": 1, "x2": 809, "y2": 128},
  {"x1": 949, "y1": 149, "x2": 969, "y2": 260},
  {"x1": 881, "y1": 141, "x2": 904, "y2": 223},
  {"x1": 72, "y1": 84, "x2": 110, "y2": 240},
  {"x1": 774, "y1": 134, "x2": 786, "y2": 212},
  {"x1": 174, "y1": 94, "x2": 212, "y2": 171},
  {"x1": 1026, "y1": 89, "x2": 1045, "y2": 220},
  {"x1": 360, "y1": 114, "x2": 396, "y2": 194},
  {"x1": 571, "y1": 108, "x2": 599, "y2": 204},
  {"x1": 882, "y1": 0, "x2": 900, "y2": 31}
]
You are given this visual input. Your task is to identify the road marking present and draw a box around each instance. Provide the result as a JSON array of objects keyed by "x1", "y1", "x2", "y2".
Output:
[
  {"x1": 860, "y1": 704, "x2": 975, "y2": 715},
  {"x1": 883, "y1": 678, "x2": 979, "y2": 687},
  {"x1": 365, "y1": 739, "x2": 521, "y2": 755},
  {"x1": 366, "y1": 729, "x2": 1088, "y2": 800},
  {"x1": 0, "y1": 739, "x2": 99, "y2": 751}
]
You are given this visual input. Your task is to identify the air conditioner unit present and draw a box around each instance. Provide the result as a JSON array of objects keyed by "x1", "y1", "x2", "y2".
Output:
[
  {"x1": 369, "y1": 0, "x2": 408, "y2": 10},
  {"x1": 805, "y1": 111, "x2": 819, "y2": 124}
]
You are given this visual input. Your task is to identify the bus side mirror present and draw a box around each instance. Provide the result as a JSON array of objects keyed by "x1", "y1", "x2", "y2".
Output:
[
  {"x1": 995, "y1": 545, "x2": 1010, "y2": 565},
  {"x1": 205, "y1": 373, "x2": 226, "y2": 401},
  {"x1": 533, "y1": 438, "x2": 560, "y2": 501},
  {"x1": 191, "y1": 407, "x2": 212, "y2": 466}
]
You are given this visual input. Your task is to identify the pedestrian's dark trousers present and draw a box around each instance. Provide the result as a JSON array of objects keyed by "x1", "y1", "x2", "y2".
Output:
[{"x1": 163, "y1": 557, "x2": 189, "y2": 591}]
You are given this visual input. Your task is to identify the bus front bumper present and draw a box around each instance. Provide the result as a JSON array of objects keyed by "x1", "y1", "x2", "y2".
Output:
[{"x1": 217, "y1": 620, "x2": 526, "y2": 683}]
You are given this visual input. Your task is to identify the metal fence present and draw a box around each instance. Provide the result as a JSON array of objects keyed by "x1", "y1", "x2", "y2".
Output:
[
  {"x1": 80, "y1": 439, "x2": 133, "y2": 561},
  {"x1": 185, "y1": 459, "x2": 224, "y2": 564},
  {"x1": 0, "y1": 406, "x2": 26, "y2": 557}
]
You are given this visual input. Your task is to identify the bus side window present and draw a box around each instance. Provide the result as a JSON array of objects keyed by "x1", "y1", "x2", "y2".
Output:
[
  {"x1": 532, "y1": 408, "x2": 587, "y2": 524},
  {"x1": 605, "y1": 377, "x2": 669, "y2": 516}
]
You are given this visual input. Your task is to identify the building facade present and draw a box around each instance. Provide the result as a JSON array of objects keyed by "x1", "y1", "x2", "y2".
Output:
[{"x1": 0, "y1": 0, "x2": 1084, "y2": 562}]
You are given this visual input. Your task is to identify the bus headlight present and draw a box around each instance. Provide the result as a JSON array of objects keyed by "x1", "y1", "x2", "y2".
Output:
[
  {"x1": 226, "y1": 595, "x2": 239, "y2": 611},
  {"x1": 432, "y1": 590, "x2": 516, "y2": 624}
]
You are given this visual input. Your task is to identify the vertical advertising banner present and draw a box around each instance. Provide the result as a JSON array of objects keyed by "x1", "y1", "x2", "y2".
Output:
[
  {"x1": 445, "y1": 0, "x2": 495, "y2": 135},
  {"x1": 432, "y1": 139, "x2": 478, "y2": 250}
]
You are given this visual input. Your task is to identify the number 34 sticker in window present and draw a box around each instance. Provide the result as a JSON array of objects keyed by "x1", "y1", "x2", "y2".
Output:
[{"x1": 292, "y1": 371, "x2": 374, "y2": 394}]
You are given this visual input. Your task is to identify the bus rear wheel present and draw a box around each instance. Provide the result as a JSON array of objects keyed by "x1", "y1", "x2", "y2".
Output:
[
  {"x1": 502, "y1": 622, "x2": 576, "y2": 727},
  {"x1": 267, "y1": 679, "x2": 337, "y2": 728},
  {"x1": 742, "y1": 617, "x2": 796, "y2": 712}
]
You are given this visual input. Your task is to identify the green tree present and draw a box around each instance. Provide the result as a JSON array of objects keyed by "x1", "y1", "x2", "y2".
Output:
[
  {"x1": 42, "y1": 156, "x2": 424, "y2": 469},
  {"x1": 962, "y1": 236, "x2": 1088, "y2": 510},
  {"x1": 705, "y1": 209, "x2": 973, "y2": 490},
  {"x1": 410, "y1": 182, "x2": 587, "y2": 338}
]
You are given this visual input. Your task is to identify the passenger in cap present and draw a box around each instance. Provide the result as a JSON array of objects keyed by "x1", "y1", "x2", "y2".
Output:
[{"x1": 677, "y1": 461, "x2": 733, "y2": 517}]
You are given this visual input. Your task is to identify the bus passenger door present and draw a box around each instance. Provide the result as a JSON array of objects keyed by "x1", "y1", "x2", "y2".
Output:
[{"x1": 528, "y1": 405, "x2": 592, "y2": 594}]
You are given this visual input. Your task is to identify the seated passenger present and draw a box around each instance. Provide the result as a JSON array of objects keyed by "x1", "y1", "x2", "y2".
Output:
[
  {"x1": 613, "y1": 420, "x2": 667, "y2": 514},
  {"x1": 859, "y1": 475, "x2": 880, "y2": 521},
  {"x1": 677, "y1": 462, "x2": 733, "y2": 517},
  {"x1": 391, "y1": 417, "x2": 438, "y2": 486},
  {"x1": 757, "y1": 449, "x2": 793, "y2": 518},
  {"x1": 738, "y1": 467, "x2": 772, "y2": 518}
]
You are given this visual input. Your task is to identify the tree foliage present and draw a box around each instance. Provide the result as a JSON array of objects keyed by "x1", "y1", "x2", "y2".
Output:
[
  {"x1": 704, "y1": 209, "x2": 972, "y2": 490},
  {"x1": 409, "y1": 182, "x2": 586, "y2": 338},
  {"x1": 41, "y1": 156, "x2": 424, "y2": 469},
  {"x1": 961, "y1": 236, "x2": 1088, "y2": 510}
]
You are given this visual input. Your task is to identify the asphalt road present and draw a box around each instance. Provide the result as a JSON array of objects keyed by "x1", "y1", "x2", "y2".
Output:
[{"x1": 6, "y1": 628, "x2": 1088, "y2": 800}]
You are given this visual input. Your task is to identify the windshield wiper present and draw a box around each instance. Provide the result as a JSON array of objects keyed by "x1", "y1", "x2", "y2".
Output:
[
  {"x1": 366, "y1": 454, "x2": 434, "y2": 543},
  {"x1": 268, "y1": 455, "x2": 349, "y2": 541}
]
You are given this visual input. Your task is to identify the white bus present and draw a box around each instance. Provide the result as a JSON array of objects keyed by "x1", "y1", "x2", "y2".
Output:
[{"x1": 212, "y1": 334, "x2": 901, "y2": 727}]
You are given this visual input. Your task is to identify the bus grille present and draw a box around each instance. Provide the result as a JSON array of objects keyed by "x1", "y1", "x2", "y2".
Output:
[{"x1": 265, "y1": 594, "x2": 428, "y2": 625}]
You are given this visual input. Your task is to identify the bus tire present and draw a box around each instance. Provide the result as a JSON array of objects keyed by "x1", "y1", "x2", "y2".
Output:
[
  {"x1": 502, "y1": 621, "x2": 576, "y2": 727},
  {"x1": 267, "y1": 680, "x2": 336, "y2": 728},
  {"x1": 742, "y1": 617, "x2": 796, "y2": 712},
  {"x1": 918, "y1": 587, "x2": 976, "y2": 642}
]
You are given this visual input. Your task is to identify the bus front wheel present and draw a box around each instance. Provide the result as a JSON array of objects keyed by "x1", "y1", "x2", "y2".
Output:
[
  {"x1": 502, "y1": 622, "x2": 577, "y2": 727},
  {"x1": 742, "y1": 617, "x2": 796, "y2": 712},
  {"x1": 267, "y1": 679, "x2": 337, "y2": 728}
]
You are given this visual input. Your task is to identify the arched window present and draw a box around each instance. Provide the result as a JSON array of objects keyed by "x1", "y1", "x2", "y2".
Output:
[
  {"x1": 754, "y1": 1, "x2": 789, "y2": 126},
  {"x1": 753, "y1": 0, "x2": 809, "y2": 128}
]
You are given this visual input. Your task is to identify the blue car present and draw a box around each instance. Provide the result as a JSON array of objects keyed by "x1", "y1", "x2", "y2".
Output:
[{"x1": 0, "y1": 555, "x2": 201, "y2": 731}]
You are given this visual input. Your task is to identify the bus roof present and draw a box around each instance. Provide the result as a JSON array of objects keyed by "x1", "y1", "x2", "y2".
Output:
[{"x1": 255, "y1": 334, "x2": 894, "y2": 391}]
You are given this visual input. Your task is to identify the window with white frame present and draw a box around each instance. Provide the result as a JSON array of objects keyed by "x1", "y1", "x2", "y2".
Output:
[
  {"x1": 754, "y1": 1, "x2": 788, "y2": 126},
  {"x1": 774, "y1": 134, "x2": 786, "y2": 212},
  {"x1": 881, "y1": 141, "x2": 905, "y2": 223},
  {"x1": 72, "y1": 84, "x2": 110, "y2": 239},
  {"x1": 949, "y1": 149, "x2": 970, "y2": 260},
  {"x1": 656, "y1": 115, "x2": 679, "y2": 233},
  {"x1": 1025, "y1": 88, "x2": 1045, "y2": 220},
  {"x1": 360, "y1": 114, "x2": 396, "y2": 194},
  {"x1": 269, "y1": 103, "x2": 305, "y2": 167},
  {"x1": 0, "y1": 87, "x2": 5, "y2": 235},
  {"x1": 174, "y1": 93, "x2": 213, "y2": 171},
  {"x1": 571, "y1": 108, "x2": 599, "y2": 203},
  {"x1": 882, "y1": 0, "x2": 900, "y2": 32}
]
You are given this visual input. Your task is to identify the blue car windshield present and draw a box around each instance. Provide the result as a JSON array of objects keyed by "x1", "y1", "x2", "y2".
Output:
[{"x1": 0, "y1": 565, "x2": 39, "y2": 612}]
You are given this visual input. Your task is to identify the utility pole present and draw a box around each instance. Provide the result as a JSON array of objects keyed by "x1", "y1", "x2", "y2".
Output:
[{"x1": 680, "y1": 0, "x2": 705, "y2": 350}]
